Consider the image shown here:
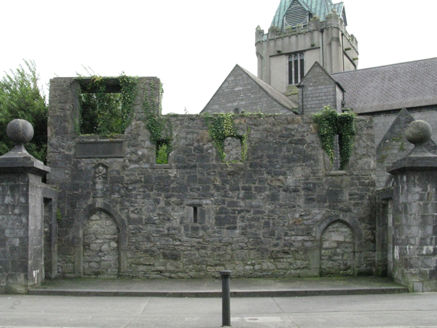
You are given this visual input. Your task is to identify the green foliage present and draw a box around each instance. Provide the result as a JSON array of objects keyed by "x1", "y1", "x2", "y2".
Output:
[
  {"x1": 203, "y1": 113, "x2": 250, "y2": 162},
  {"x1": 77, "y1": 73, "x2": 138, "y2": 135},
  {"x1": 56, "y1": 208, "x2": 62, "y2": 222},
  {"x1": 312, "y1": 106, "x2": 338, "y2": 164},
  {"x1": 241, "y1": 127, "x2": 250, "y2": 162},
  {"x1": 143, "y1": 80, "x2": 172, "y2": 163},
  {"x1": 0, "y1": 60, "x2": 47, "y2": 162},
  {"x1": 312, "y1": 106, "x2": 356, "y2": 170},
  {"x1": 156, "y1": 143, "x2": 169, "y2": 164},
  {"x1": 337, "y1": 112, "x2": 356, "y2": 170}
]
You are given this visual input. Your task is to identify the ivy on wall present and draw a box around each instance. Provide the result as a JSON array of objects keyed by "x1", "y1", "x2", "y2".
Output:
[
  {"x1": 312, "y1": 106, "x2": 356, "y2": 170},
  {"x1": 337, "y1": 111, "x2": 356, "y2": 170},
  {"x1": 143, "y1": 80, "x2": 172, "y2": 164},
  {"x1": 77, "y1": 74, "x2": 172, "y2": 164},
  {"x1": 203, "y1": 113, "x2": 250, "y2": 162},
  {"x1": 76, "y1": 73, "x2": 138, "y2": 135}
]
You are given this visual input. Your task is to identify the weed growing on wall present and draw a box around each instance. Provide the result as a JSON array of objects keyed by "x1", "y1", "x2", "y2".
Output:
[
  {"x1": 203, "y1": 113, "x2": 250, "y2": 162},
  {"x1": 143, "y1": 80, "x2": 172, "y2": 163},
  {"x1": 312, "y1": 106, "x2": 356, "y2": 170},
  {"x1": 77, "y1": 73, "x2": 138, "y2": 135},
  {"x1": 56, "y1": 208, "x2": 62, "y2": 222}
]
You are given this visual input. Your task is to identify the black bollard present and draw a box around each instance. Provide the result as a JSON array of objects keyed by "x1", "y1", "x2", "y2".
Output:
[{"x1": 220, "y1": 270, "x2": 232, "y2": 327}]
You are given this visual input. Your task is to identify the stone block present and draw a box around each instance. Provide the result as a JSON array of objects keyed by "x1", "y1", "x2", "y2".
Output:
[{"x1": 215, "y1": 215, "x2": 237, "y2": 226}]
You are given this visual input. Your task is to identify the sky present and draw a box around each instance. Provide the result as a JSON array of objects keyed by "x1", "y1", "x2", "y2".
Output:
[{"x1": 1, "y1": 0, "x2": 437, "y2": 114}]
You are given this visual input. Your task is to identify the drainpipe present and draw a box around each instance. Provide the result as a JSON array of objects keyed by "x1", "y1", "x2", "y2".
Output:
[
  {"x1": 320, "y1": 29, "x2": 325, "y2": 68},
  {"x1": 341, "y1": 33, "x2": 345, "y2": 71},
  {"x1": 300, "y1": 85, "x2": 305, "y2": 114}
]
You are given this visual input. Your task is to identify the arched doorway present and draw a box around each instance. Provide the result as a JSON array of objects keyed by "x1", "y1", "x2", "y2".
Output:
[
  {"x1": 320, "y1": 221, "x2": 355, "y2": 276},
  {"x1": 83, "y1": 210, "x2": 119, "y2": 277}
]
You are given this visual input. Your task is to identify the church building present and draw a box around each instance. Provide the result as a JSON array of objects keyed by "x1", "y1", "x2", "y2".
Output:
[
  {"x1": 203, "y1": 0, "x2": 437, "y2": 190},
  {"x1": 203, "y1": 0, "x2": 358, "y2": 113}
]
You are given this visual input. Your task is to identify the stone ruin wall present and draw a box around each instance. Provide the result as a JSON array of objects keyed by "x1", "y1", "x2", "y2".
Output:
[{"x1": 48, "y1": 77, "x2": 377, "y2": 279}]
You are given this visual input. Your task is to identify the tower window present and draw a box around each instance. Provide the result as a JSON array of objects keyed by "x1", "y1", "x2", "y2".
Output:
[{"x1": 288, "y1": 53, "x2": 305, "y2": 85}]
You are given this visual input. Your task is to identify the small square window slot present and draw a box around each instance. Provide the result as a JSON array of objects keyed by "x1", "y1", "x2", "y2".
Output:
[{"x1": 192, "y1": 206, "x2": 198, "y2": 223}]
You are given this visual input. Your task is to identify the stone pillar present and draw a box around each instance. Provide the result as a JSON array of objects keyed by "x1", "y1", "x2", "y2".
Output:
[
  {"x1": 388, "y1": 120, "x2": 437, "y2": 292},
  {"x1": 0, "y1": 119, "x2": 50, "y2": 293}
]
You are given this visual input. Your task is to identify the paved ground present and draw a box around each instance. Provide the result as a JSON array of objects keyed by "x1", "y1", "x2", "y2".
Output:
[
  {"x1": 1, "y1": 277, "x2": 433, "y2": 328},
  {"x1": 30, "y1": 276, "x2": 407, "y2": 297},
  {"x1": 0, "y1": 292, "x2": 436, "y2": 328}
]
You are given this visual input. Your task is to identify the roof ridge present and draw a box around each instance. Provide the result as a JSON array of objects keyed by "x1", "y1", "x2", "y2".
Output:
[
  {"x1": 332, "y1": 57, "x2": 437, "y2": 76},
  {"x1": 237, "y1": 65, "x2": 298, "y2": 110},
  {"x1": 300, "y1": 61, "x2": 345, "y2": 91},
  {"x1": 331, "y1": 57, "x2": 437, "y2": 114}
]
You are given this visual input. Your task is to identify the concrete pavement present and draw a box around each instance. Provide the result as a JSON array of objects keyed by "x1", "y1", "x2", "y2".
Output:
[
  {"x1": 29, "y1": 276, "x2": 407, "y2": 297},
  {"x1": 0, "y1": 292, "x2": 436, "y2": 328}
]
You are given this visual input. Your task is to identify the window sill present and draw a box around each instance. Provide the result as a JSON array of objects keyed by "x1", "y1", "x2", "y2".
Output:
[
  {"x1": 151, "y1": 163, "x2": 172, "y2": 169},
  {"x1": 326, "y1": 170, "x2": 347, "y2": 176}
]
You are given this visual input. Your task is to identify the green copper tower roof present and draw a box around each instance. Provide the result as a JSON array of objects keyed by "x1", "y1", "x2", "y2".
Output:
[{"x1": 271, "y1": 0, "x2": 345, "y2": 31}]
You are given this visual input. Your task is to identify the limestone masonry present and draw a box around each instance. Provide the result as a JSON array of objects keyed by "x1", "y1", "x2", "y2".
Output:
[
  {"x1": 1, "y1": 0, "x2": 437, "y2": 294},
  {"x1": 48, "y1": 77, "x2": 376, "y2": 279}
]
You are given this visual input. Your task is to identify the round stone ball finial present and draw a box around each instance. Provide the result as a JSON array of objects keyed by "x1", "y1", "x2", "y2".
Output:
[
  {"x1": 6, "y1": 119, "x2": 34, "y2": 145},
  {"x1": 405, "y1": 120, "x2": 432, "y2": 146}
]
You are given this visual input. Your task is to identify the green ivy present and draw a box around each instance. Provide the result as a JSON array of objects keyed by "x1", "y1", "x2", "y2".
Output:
[
  {"x1": 119, "y1": 74, "x2": 138, "y2": 130},
  {"x1": 143, "y1": 80, "x2": 172, "y2": 163},
  {"x1": 312, "y1": 106, "x2": 356, "y2": 170},
  {"x1": 202, "y1": 113, "x2": 249, "y2": 162},
  {"x1": 76, "y1": 73, "x2": 138, "y2": 136},
  {"x1": 312, "y1": 106, "x2": 338, "y2": 164},
  {"x1": 156, "y1": 143, "x2": 169, "y2": 164},
  {"x1": 337, "y1": 111, "x2": 356, "y2": 170}
]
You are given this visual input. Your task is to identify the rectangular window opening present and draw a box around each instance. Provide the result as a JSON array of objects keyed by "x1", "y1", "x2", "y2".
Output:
[
  {"x1": 156, "y1": 140, "x2": 171, "y2": 164},
  {"x1": 193, "y1": 206, "x2": 198, "y2": 223},
  {"x1": 288, "y1": 58, "x2": 293, "y2": 85},
  {"x1": 294, "y1": 55, "x2": 299, "y2": 84},
  {"x1": 300, "y1": 53, "x2": 305, "y2": 81},
  {"x1": 78, "y1": 78, "x2": 132, "y2": 135},
  {"x1": 289, "y1": 53, "x2": 305, "y2": 85}
]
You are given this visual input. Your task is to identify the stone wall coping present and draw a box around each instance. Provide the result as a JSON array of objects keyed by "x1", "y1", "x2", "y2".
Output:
[
  {"x1": 388, "y1": 156, "x2": 437, "y2": 174},
  {"x1": 75, "y1": 135, "x2": 126, "y2": 142},
  {"x1": 376, "y1": 187, "x2": 394, "y2": 200},
  {"x1": 0, "y1": 156, "x2": 50, "y2": 176}
]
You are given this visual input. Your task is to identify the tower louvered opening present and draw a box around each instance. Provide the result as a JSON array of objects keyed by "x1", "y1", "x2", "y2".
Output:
[{"x1": 284, "y1": 0, "x2": 309, "y2": 27}]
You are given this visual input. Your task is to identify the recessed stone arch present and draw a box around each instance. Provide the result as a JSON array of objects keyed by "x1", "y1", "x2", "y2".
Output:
[
  {"x1": 315, "y1": 217, "x2": 363, "y2": 276},
  {"x1": 73, "y1": 201, "x2": 127, "y2": 276},
  {"x1": 320, "y1": 221, "x2": 355, "y2": 276},
  {"x1": 83, "y1": 210, "x2": 119, "y2": 277}
]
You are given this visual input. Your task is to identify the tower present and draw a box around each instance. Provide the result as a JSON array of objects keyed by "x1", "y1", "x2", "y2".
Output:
[{"x1": 256, "y1": 0, "x2": 358, "y2": 97}]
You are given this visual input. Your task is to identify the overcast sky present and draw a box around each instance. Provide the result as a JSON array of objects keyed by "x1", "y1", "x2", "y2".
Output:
[{"x1": 1, "y1": 0, "x2": 436, "y2": 114}]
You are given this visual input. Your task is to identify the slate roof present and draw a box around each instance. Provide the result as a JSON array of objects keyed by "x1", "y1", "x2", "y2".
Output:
[
  {"x1": 238, "y1": 65, "x2": 299, "y2": 110},
  {"x1": 272, "y1": 0, "x2": 344, "y2": 30},
  {"x1": 201, "y1": 65, "x2": 298, "y2": 114},
  {"x1": 331, "y1": 58, "x2": 437, "y2": 114}
]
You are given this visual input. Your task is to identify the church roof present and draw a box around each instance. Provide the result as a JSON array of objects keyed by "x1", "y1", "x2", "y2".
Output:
[
  {"x1": 201, "y1": 65, "x2": 298, "y2": 114},
  {"x1": 238, "y1": 66, "x2": 298, "y2": 110},
  {"x1": 272, "y1": 0, "x2": 344, "y2": 30},
  {"x1": 331, "y1": 58, "x2": 437, "y2": 114}
]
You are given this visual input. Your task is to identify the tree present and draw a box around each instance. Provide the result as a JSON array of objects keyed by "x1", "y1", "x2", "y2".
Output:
[{"x1": 0, "y1": 60, "x2": 47, "y2": 162}]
